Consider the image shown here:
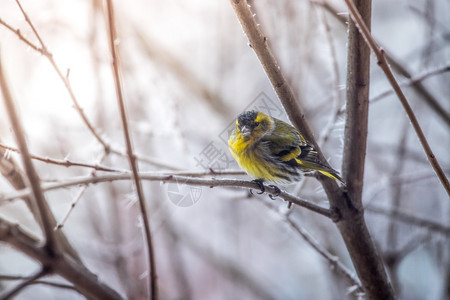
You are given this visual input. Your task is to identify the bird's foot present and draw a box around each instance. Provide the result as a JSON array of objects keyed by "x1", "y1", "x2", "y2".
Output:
[
  {"x1": 268, "y1": 185, "x2": 281, "y2": 200},
  {"x1": 250, "y1": 179, "x2": 265, "y2": 195}
]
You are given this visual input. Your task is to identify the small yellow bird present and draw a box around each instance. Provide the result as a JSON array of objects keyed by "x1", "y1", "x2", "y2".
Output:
[{"x1": 228, "y1": 110, "x2": 345, "y2": 187}]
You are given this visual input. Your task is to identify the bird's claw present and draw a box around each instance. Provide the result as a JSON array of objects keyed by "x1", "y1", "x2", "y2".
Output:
[
  {"x1": 268, "y1": 185, "x2": 281, "y2": 200},
  {"x1": 250, "y1": 179, "x2": 265, "y2": 195},
  {"x1": 250, "y1": 180, "x2": 281, "y2": 200}
]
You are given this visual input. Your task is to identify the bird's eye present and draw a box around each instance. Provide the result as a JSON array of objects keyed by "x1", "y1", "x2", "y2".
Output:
[{"x1": 254, "y1": 122, "x2": 260, "y2": 127}]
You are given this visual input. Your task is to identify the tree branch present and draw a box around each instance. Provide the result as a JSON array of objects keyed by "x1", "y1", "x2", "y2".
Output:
[
  {"x1": 104, "y1": 1, "x2": 157, "y2": 299},
  {"x1": 55, "y1": 153, "x2": 108, "y2": 230},
  {"x1": 0, "y1": 17, "x2": 179, "y2": 172},
  {"x1": 320, "y1": 1, "x2": 450, "y2": 129},
  {"x1": 341, "y1": 0, "x2": 371, "y2": 208},
  {"x1": 367, "y1": 205, "x2": 450, "y2": 236},
  {"x1": 370, "y1": 63, "x2": 450, "y2": 104},
  {"x1": 284, "y1": 216, "x2": 364, "y2": 295},
  {"x1": 0, "y1": 268, "x2": 49, "y2": 299},
  {"x1": 1, "y1": 174, "x2": 333, "y2": 219},
  {"x1": 0, "y1": 218, "x2": 123, "y2": 299},
  {"x1": 339, "y1": 1, "x2": 395, "y2": 298},
  {"x1": 0, "y1": 143, "x2": 123, "y2": 173},
  {"x1": 13, "y1": 0, "x2": 111, "y2": 153},
  {"x1": 261, "y1": 200, "x2": 364, "y2": 295},
  {"x1": 228, "y1": 1, "x2": 395, "y2": 299},
  {"x1": 0, "y1": 275, "x2": 78, "y2": 292},
  {"x1": 0, "y1": 142, "x2": 82, "y2": 263},
  {"x1": 344, "y1": 0, "x2": 449, "y2": 196},
  {"x1": 0, "y1": 54, "x2": 61, "y2": 257}
]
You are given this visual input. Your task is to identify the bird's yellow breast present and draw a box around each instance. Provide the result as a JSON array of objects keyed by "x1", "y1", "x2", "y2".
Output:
[{"x1": 228, "y1": 131, "x2": 279, "y2": 182}]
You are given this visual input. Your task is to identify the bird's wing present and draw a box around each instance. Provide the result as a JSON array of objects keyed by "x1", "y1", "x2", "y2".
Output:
[
  {"x1": 263, "y1": 118, "x2": 345, "y2": 184},
  {"x1": 263, "y1": 118, "x2": 305, "y2": 162},
  {"x1": 297, "y1": 142, "x2": 320, "y2": 163},
  {"x1": 264, "y1": 118, "x2": 322, "y2": 164}
]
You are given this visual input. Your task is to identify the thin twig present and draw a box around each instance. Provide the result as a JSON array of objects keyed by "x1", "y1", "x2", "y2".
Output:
[
  {"x1": 142, "y1": 169, "x2": 246, "y2": 177},
  {"x1": 0, "y1": 219, "x2": 123, "y2": 299},
  {"x1": 364, "y1": 169, "x2": 445, "y2": 207},
  {"x1": 261, "y1": 198, "x2": 363, "y2": 293},
  {"x1": 386, "y1": 121, "x2": 409, "y2": 250},
  {"x1": 0, "y1": 142, "x2": 82, "y2": 262},
  {"x1": 344, "y1": 0, "x2": 450, "y2": 196},
  {"x1": 0, "y1": 18, "x2": 42, "y2": 52},
  {"x1": 162, "y1": 218, "x2": 278, "y2": 300},
  {"x1": 396, "y1": 233, "x2": 433, "y2": 261},
  {"x1": 0, "y1": 275, "x2": 78, "y2": 291},
  {"x1": 0, "y1": 18, "x2": 179, "y2": 172},
  {"x1": 13, "y1": 0, "x2": 110, "y2": 153},
  {"x1": 408, "y1": 4, "x2": 450, "y2": 42},
  {"x1": 319, "y1": 1, "x2": 450, "y2": 129},
  {"x1": 370, "y1": 64, "x2": 450, "y2": 104},
  {"x1": 104, "y1": 1, "x2": 157, "y2": 299},
  {"x1": 55, "y1": 152, "x2": 108, "y2": 230},
  {"x1": 0, "y1": 143, "x2": 123, "y2": 173},
  {"x1": 1, "y1": 174, "x2": 333, "y2": 219},
  {"x1": 0, "y1": 268, "x2": 49, "y2": 300},
  {"x1": 284, "y1": 215, "x2": 364, "y2": 295},
  {"x1": 314, "y1": 1, "x2": 344, "y2": 146},
  {"x1": 366, "y1": 205, "x2": 450, "y2": 236},
  {"x1": 0, "y1": 54, "x2": 61, "y2": 256}
]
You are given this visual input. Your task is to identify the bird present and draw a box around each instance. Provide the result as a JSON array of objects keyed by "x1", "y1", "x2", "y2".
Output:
[{"x1": 228, "y1": 110, "x2": 345, "y2": 193}]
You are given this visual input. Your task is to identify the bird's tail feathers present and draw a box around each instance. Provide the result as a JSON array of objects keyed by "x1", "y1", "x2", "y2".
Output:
[
  {"x1": 296, "y1": 159, "x2": 346, "y2": 186},
  {"x1": 317, "y1": 169, "x2": 346, "y2": 186}
]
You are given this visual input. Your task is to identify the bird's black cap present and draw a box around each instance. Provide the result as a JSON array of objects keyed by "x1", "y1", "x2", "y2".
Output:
[{"x1": 237, "y1": 110, "x2": 258, "y2": 125}]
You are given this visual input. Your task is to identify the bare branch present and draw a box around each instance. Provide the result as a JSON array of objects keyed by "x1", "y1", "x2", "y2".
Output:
[
  {"x1": 0, "y1": 275, "x2": 77, "y2": 292},
  {"x1": 0, "y1": 18, "x2": 180, "y2": 172},
  {"x1": 337, "y1": 1, "x2": 395, "y2": 297},
  {"x1": 1, "y1": 174, "x2": 333, "y2": 219},
  {"x1": 104, "y1": 1, "x2": 157, "y2": 298},
  {"x1": 0, "y1": 143, "x2": 123, "y2": 173},
  {"x1": 366, "y1": 205, "x2": 450, "y2": 236},
  {"x1": 314, "y1": 2, "x2": 345, "y2": 146},
  {"x1": 0, "y1": 140, "x2": 178, "y2": 172},
  {"x1": 0, "y1": 141, "x2": 82, "y2": 263},
  {"x1": 260, "y1": 200, "x2": 364, "y2": 295},
  {"x1": 344, "y1": 0, "x2": 450, "y2": 196},
  {"x1": 0, "y1": 54, "x2": 61, "y2": 256},
  {"x1": 163, "y1": 219, "x2": 278, "y2": 300},
  {"x1": 55, "y1": 153, "x2": 108, "y2": 230},
  {"x1": 370, "y1": 63, "x2": 450, "y2": 104},
  {"x1": 320, "y1": 1, "x2": 450, "y2": 128},
  {"x1": 12, "y1": 0, "x2": 110, "y2": 153},
  {"x1": 0, "y1": 18, "x2": 42, "y2": 53},
  {"x1": 0, "y1": 219, "x2": 123, "y2": 299},
  {"x1": 0, "y1": 268, "x2": 49, "y2": 299},
  {"x1": 284, "y1": 215, "x2": 364, "y2": 295},
  {"x1": 341, "y1": 0, "x2": 371, "y2": 207}
]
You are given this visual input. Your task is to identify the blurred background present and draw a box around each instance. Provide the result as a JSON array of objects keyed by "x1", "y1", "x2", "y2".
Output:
[{"x1": 0, "y1": 0, "x2": 449, "y2": 299}]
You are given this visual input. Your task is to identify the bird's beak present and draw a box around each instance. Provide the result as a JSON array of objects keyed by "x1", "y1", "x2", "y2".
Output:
[{"x1": 241, "y1": 126, "x2": 251, "y2": 139}]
